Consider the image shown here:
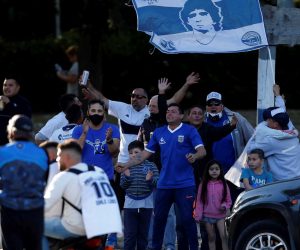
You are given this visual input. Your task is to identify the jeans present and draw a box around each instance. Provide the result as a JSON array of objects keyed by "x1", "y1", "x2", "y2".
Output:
[
  {"x1": 152, "y1": 187, "x2": 198, "y2": 250},
  {"x1": 1, "y1": 206, "x2": 44, "y2": 250},
  {"x1": 148, "y1": 193, "x2": 176, "y2": 250},
  {"x1": 43, "y1": 217, "x2": 81, "y2": 250},
  {"x1": 163, "y1": 204, "x2": 176, "y2": 250},
  {"x1": 123, "y1": 208, "x2": 152, "y2": 250}
]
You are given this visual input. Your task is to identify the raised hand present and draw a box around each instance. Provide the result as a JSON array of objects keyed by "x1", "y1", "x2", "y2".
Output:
[
  {"x1": 185, "y1": 72, "x2": 200, "y2": 86},
  {"x1": 158, "y1": 77, "x2": 172, "y2": 94},
  {"x1": 105, "y1": 127, "x2": 113, "y2": 141}
]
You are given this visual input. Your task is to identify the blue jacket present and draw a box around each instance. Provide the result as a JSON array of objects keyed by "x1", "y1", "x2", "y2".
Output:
[{"x1": 0, "y1": 140, "x2": 48, "y2": 210}]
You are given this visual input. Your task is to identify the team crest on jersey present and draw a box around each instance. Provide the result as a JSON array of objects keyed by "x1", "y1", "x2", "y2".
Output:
[
  {"x1": 159, "y1": 137, "x2": 166, "y2": 144},
  {"x1": 178, "y1": 135, "x2": 184, "y2": 143}
]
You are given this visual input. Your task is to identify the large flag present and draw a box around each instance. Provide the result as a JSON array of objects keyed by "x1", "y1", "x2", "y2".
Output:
[{"x1": 132, "y1": 0, "x2": 268, "y2": 54}]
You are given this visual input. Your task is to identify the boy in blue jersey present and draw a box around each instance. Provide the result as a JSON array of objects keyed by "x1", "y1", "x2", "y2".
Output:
[
  {"x1": 116, "y1": 103, "x2": 206, "y2": 250},
  {"x1": 241, "y1": 148, "x2": 273, "y2": 190},
  {"x1": 0, "y1": 115, "x2": 48, "y2": 250}
]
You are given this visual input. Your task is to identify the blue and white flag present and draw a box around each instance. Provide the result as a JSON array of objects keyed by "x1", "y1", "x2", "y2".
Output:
[{"x1": 132, "y1": 0, "x2": 268, "y2": 54}]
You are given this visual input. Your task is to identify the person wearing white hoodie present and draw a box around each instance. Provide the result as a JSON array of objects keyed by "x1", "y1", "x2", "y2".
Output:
[{"x1": 247, "y1": 108, "x2": 300, "y2": 181}]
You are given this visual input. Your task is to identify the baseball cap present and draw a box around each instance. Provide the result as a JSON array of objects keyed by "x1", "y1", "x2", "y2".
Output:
[
  {"x1": 270, "y1": 108, "x2": 289, "y2": 130},
  {"x1": 262, "y1": 106, "x2": 278, "y2": 121},
  {"x1": 8, "y1": 114, "x2": 33, "y2": 132},
  {"x1": 206, "y1": 92, "x2": 222, "y2": 103}
]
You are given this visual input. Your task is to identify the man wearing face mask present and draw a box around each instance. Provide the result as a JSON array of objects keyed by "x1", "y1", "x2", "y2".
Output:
[
  {"x1": 205, "y1": 92, "x2": 254, "y2": 174},
  {"x1": 204, "y1": 92, "x2": 254, "y2": 212},
  {"x1": 72, "y1": 99, "x2": 120, "y2": 182}
]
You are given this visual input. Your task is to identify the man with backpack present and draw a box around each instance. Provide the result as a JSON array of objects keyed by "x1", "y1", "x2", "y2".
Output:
[{"x1": 43, "y1": 139, "x2": 122, "y2": 250}]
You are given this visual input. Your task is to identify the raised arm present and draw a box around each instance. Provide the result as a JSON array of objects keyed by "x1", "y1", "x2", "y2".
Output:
[
  {"x1": 273, "y1": 84, "x2": 286, "y2": 111},
  {"x1": 105, "y1": 127, "x2": 120, "y2": 158},
  {"x1": 167, "y1": 72, "x2": 200, "y2": 105},
  {"x1": 115, "y1": 150, "x2": 152, "y2": 173},
  {"x1": 208, "y1": 113, "x2": 238, "y2": 142},
  {"x1": 81, "y1": 80, "x2": 109, "y2": 108},
  {"x1": 56, "y1": 71, "x2": 78, "y2": 84}
]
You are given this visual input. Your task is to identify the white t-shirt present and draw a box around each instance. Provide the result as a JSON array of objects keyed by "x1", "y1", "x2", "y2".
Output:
[
  {"x1": 108, "y1": 100, "x2": 149, "y2": 163},
  {"x1": 49, "y1": 123, "x2": 78, "y2": 143},
  {"x1": 37, "y1": 112, "x2": 68, "y2": 139}
]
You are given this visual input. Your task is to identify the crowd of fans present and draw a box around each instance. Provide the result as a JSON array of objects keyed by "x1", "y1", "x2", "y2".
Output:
[{"x1": 0, "y1": 71, "x2": 299, "y2": 250}]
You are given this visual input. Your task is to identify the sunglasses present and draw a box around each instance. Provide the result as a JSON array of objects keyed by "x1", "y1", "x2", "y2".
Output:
[
  {"x1": 207, "y1": 102, "x2": 221, "y2": 107},
  {"x1": 130, "y1": 94, "x2": 146, "y2": 99}
]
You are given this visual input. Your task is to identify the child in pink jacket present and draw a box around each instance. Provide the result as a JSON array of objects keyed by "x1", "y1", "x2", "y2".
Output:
[{"x1": 194, "y1": 160, "x2": 232, "y2": 250}]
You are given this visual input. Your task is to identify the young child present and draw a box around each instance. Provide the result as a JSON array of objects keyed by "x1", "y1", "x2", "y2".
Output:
[
  {"x1": 241, "y1": 148, "x2": 273, "y2": 190},
  {"x1": 194, "y1": 160, "x2": 231, "y2": 250},
  {"x1": 120, "y1": 140, "x2": 159, "y2": 250}
]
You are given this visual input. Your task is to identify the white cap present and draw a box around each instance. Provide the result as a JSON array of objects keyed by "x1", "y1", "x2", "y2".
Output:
[
  {"x1": 206, "y1": 92, "x2": 222, "y2": 102},
  {"x1": 271, "y1": 107, "x2": 285, "y2": 117}
]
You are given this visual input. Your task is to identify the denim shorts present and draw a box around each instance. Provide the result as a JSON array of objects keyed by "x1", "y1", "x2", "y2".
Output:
[{"x1": 202, "y1": 216, "x2": 224, "y2": 224}]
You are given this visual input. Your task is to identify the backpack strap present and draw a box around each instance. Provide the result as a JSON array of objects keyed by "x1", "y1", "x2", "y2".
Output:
[
  {"x1": 62, "y1": 197, "x2": 82, "y2": 214},
  {"x1": 67, "y1": 165, "x2": 95, "y2": 175},
  {"x1": 87, "y1": 165, "x2": 96, "y2": 171},
  {"x1": 67, "y1": 168, "x2": 83, "y2": 175},
  {"x1": 60, "y1": 165, "x2": 95, "y2": 216}
]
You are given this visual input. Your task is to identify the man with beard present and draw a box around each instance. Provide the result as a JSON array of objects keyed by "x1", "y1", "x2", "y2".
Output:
[
  {"x1": 72, "y1": 99, "x2": 120, "y2": 182},
  {"x1": 43, "y1": 140, "x2": 119, "y2": 249}
]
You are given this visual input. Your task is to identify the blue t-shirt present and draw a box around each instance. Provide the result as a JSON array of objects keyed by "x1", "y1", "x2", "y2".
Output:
[
  {"x1": 0, "y1": 141, "x2": 48, "y2": 210},
  {"x1": 146, "y1": 123, "x2": 204, "y2": 188},
  {"x1": 206, "y1": 112, "x2": 235, "y2": 173},
  {"x1": 241, "y1": 168, "x2": 273, "y2": 188},
  {"x1": 72, "y1": 122, "x2": 120, "y2": 180}
]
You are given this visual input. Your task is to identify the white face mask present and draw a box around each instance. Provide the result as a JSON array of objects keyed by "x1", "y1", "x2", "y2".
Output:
[{"x1": 207, "y1": 112, "x2": 222, "y2": 119}]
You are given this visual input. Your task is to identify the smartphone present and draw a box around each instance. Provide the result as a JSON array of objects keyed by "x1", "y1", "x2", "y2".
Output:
[{"x1": 81, "y1": 70, "x2": 89, "y2": 86}]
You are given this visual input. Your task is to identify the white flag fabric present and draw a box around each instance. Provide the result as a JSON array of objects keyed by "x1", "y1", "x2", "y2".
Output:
[
  {"x1": 224, "y1": 140, "x2": 251, "y2": 188},
  {"x1": 79, "y1": 170, "x2": 123, "y2": 239},
  {"x1": 133, "y1": 0, "x2": 268, "y2": 54}
]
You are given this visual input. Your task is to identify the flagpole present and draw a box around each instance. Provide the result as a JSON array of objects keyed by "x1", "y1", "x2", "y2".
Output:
[
  {"x1": 257, "y1": 46, "x2": 276, "y2": 124},
  {"x1": 266, "y1": 46, "x2": 276, "y2": 85}
]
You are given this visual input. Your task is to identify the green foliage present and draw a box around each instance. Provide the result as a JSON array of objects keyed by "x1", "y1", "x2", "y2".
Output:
[{"x1": 1, "y1": 0, "x2": 300, "y2": 113}]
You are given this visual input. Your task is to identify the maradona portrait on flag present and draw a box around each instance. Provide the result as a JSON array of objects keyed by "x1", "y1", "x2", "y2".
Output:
[{"x1": 132, "y1": 0, "x2": 268, "y2": 54}]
